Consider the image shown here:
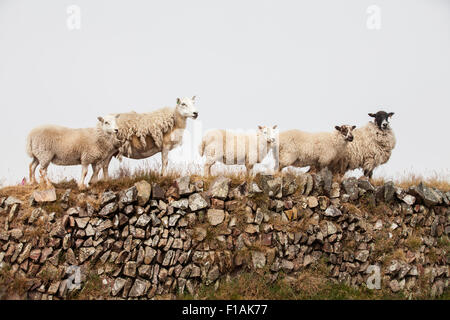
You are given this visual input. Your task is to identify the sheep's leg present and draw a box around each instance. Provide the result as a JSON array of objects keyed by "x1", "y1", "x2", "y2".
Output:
[
  {"x1": 245, "y1": 163, "x2": 254, "y2": 177},
  {"x1": 79, "y1": 164, "x2": 89, "y2": 190},
  {"x1": 29, "y1": 158, "x2": 39, "y2": 185},
  {"x1": 102, "y1": 163, "x2": 110, "y2": 180},
  {"x1": 102, "y1": 155, "x2": 114, "y2": 180},
  {"x1": 39, "y1": 165, "x2": 53, "y2": 188},
  {"x1": 161, "y1": 147, "x2": 169, "y2": 176},
  {"x1": 89, "y1": 164, "x2": 101, "y2": 185}
]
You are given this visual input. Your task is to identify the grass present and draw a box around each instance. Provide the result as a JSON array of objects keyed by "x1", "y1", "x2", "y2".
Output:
[
  {"x1": 178, "y1": 268, "x2": 407, "y2": 300},
  {"x1": 371, "y1": 172, "x2": 450, "y2": 192}
]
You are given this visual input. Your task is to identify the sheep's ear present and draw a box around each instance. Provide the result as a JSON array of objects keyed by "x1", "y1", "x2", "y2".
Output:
[
  {"x1": 388, "y1": 112, "x2": 394, "y2": 118},
  {"x1": 192, "y1": 96, "x2": 196, "y2": 101},
  {"x1": 351, "y1": 125, "x2": 356, "y2": 130},
  {"x1": 273, "y1": 125, "x2": 278, "y2": 129},
  {"x1": 176, "y1": 98, "x2": 181, "y2": 105},
  {"x1": 258, "y1": 125, "x2": 263, "y2": 130},
  {"x1": 368, "y1": 113, "x2": 376, "y2": 118},
  {"x1": 115, "y1": 114, "x2": 120, "y2": 119},
  {"x1": 335, "y1": 126, "x2": 341, "y2": 131},
  {"x1": 97, "y1": 117, "x2": 104, "y2": 123}
]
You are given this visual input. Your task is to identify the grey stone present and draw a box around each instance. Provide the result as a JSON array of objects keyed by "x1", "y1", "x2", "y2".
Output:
[
  {"x1": 342, "y1": 178, "x2": 359, "y2": 201},
  {"x1": 209, "y1": 177, "x2": 230, "y2": 199},
  {"x1": 188, "y1": 193, "x2": 208, "y2": 211},
  {"x1": 409, "y1": 182, "x2": 442, "y2": 206},
  {"x1": 176, "y1": 176, "x2": 194, "y2": 195},
  {"x1": 129, "y1": 279, "x2": 148, "y2": 297},
  {"x1": 101, "y1": 191, "x2": 116, "y2": 206},
  {"x1": 251, "y1": 251, "x2": 266, "y2": 269},
  {"x1": 99, "y1": 202, "x2": 118, "y2": 216},
  {"x1": 324, "y1": 205, "x2": 342, "y2": 217}
]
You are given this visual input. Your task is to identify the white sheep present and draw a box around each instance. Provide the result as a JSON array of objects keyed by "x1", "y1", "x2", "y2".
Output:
[
  {"x1": 27, "y1": 115, "x2": 120, "y2": 189},
  {"x1": 199, "y1": 125, "x2": 278, "y2": 176},
  {"x1": 331, "y1": 111, "x2": 396, "y2": 178},
  {"x1": 277, "y1": 125, "x2": 356, "y2": 172},
  {"x1": 112, "y1": 96, "x2": 199, "y2": 175}
]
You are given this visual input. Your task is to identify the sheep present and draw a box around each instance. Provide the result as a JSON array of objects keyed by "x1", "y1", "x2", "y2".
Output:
[
  {"x1": 277, "y1": 125, "x2": 356, "y2": 172},
  {"x1": 112, "y1": 96, "x2": 199, "y2": 175},
  {"x1": 199, "y1": 125, "x2": 278, "y2": 176},
  {"x1": 331, "y1": 111, "x2": 396, "y2": 178},
  {"x1": 27, "y1": 114, "x2": 121, "y2": 190}
]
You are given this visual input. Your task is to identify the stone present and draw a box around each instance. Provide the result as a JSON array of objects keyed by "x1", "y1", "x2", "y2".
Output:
[
  {"x1": 209, "y1": 177, "x2": 230, "y2": 200},
  {"x1": 32, "y1": 189, "x2": 57, "y2": 203},
  {"x1": 101, "y1": 191, "x2": 116, "y2": 206},
  {"x1": 357, "y1": 179, "x2": 375, "y2": 192},
  {"x1": 330, "y1": 182, "x2": 340, "y2": 198},
  {"x1": 112, "y1": 278, "x2": 127, "y2": 296},
  {"x1": 5, "y1": 196, "x2": 22, "y2": 206},
  {"x1": 307, "y1": 196, "x2": 318, "y2": 208},
  {"x1": 207, "y1": 209, "x2": 225, "y2": 226},
  {"x1": 281, "y1": 259, "x2": 294, "y2": 271},
  {"x1": 384, "y1": 181, "x2": 395, "y2": 202},
  {"x1": 256, "y1": 175, "x2": 282, "y2": 198},
  {"x1": 123, "y1": 261, "x2": 137, "y2": 277},
  {"x1": 152, "y1": 184, "x2": 165, "y2": 199},
  {"x1": 251, "y1": 251, "x2": 266, "y2": 269},
  {"x1": 134, "y1": 181, "x2": 151, "y2": 206},
  {"x1": 136, "y1": 214, "x2": 151, "y2": 227},
  {"x1": 282, "y1": 174, "x2": 298, "y2": 196},
  {"x1": 171, "y1": 198, "x2": 189, "y2": 210},
  {"x1": 188, "y1": 193, "x2": 208, "y2": 211},
  {"x1": 79, "y1": 247, "x2": 95, "y2": 263},
  {"x1": 10, "y1": 228, "x2": 23, "y2": 240},
  {"x1": 207, "y1": 265, "x2": 220, "y2": 284},
  {"x1": 176, "y1": 176, "x2": 194, "y2": 195},
  {"x1": 409, "y1": 182, "x2": 442, "y2": 206},
  {"x1": 129, "y1": 279, "x2": 148, "y2": 297},
  {"x1": 75, "y1": 217, "x2": 90, "y2": 229},
  {"x1": 28, "y1": 208, "x2": 44, "y2": 224},
  {"x1": 194, "y1": 227, "x2": 207, "y2": 241},
  {"x1": 119, "y1": 186, "x2": 138, "y2": 205},
  {"x1": 99, "y1": 202, "x2": 118, "y2": 216},
  {"x1": 355, "y1": 250, "x2": 369, "y2": 262},
  {"x1": 144, "y1": 247, "x2": 157, "y2": 264},
  {"x1": 342, "y1": 178, "x2": 358, "y2": 201},
  {"x1": 324, "y1": 205, "x2": 342, "y2": 217}
]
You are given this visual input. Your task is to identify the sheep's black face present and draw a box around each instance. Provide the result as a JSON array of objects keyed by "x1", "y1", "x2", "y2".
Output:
[{"x1": 369, "y1": 111, "x2": 394, "y2": 130}]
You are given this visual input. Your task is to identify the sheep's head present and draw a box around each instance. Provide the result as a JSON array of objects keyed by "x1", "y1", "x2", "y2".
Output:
[
  {"x1": 97, "y1": 114, "x2": 119, "y2": 134},
  {"x1": 335, "y1": 125, "x2": 356, "y2": 142},
  {"x1": 369, "y1": 111, "x2": 394, "y2": 130},
  {"x1": 176, "y1": 96, "x2": 199, "y2": 119},
  {"x1": 257, "y1": 125, "x2": 278, "y2": 146}
]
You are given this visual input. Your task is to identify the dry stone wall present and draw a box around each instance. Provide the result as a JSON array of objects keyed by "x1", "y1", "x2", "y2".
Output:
[{"x1": 0, "y1": 169, "x2": 448, "y2": 299}]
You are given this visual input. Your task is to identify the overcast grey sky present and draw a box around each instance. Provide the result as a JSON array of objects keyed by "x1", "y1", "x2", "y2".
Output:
[{"x1": 0, "y1": 0, "x2": 449, "y2": 185}]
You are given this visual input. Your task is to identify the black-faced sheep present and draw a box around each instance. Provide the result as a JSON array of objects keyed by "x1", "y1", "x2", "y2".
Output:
[
  {"x1": 26, "y1": 115, "x2": 121, "y2": 189},
  {"x1": 331, "y1": 111, "x2": 396, "y2": 178}
]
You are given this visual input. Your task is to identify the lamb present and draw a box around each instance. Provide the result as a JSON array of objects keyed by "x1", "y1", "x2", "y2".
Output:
[
  {"x1": 27, "y1": 114, "x2": 121, "y2": 189},
  {"x1": 331, "y1": 111, "x2": 396, "y2": 178},
  {"x1": 112, "y1": 96, "x2": 199, "y2": 175},
  {"x1": 277, "y1": 125, "x2": 356, "y2": 172},
  {"x1": 199, "y1": 125, "x2": 278, "y2": 176}
]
